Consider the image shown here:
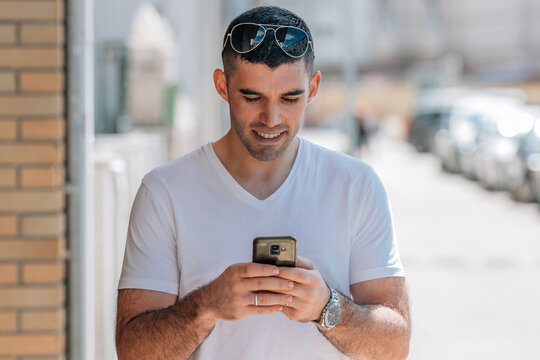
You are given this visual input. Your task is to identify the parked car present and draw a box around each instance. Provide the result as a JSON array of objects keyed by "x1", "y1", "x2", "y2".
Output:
[
  {"x1": 504, "y1": 113, "x2": 540, "y2": 202},
  {"x1": 408, "y1": 88, "x2": 475, "y2": 153},
  {"x1": 409, "y1": 110, "x2": 450, "y2": 152},
  {"x1": 473, "y1": 104, "x2": 536, "y2": 191},
  {"x1": 434, "y1": 95, "x2": 523, "y2": 177}
]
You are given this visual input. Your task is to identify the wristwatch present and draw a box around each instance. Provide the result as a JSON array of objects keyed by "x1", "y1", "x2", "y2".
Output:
[{"x1": 313, "y1": 287, "x2": 341, "y2": 331}]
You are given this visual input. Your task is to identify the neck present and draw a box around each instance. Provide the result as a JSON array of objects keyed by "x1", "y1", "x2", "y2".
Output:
[{"x1": 212, "y1": 130, "x2": 300, "y2": 199}]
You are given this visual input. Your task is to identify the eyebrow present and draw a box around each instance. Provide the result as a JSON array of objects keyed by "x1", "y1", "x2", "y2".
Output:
[
  {"x1": 239, "y1": 88, "x2": 305, "y2": 97},
  {"x1": 239, "y1": 88, "x2": 262, "y2": 96},
  {"x1": 282, "y1": 89, "x2": 305, "y2": 96}
]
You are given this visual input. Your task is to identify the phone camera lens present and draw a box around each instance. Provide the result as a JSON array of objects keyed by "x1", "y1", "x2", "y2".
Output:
[{"x1": 270, "y1": 244, "x2": 280, "y2": 255}]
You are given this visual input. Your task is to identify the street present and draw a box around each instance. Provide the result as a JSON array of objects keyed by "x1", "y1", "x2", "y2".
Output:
[{"x1": 366, "y1": 136, "x2": 540, "y2": 359}]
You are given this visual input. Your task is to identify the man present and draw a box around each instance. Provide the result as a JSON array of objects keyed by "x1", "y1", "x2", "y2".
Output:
[{"x1": 116, "y1": 6, "x2": 410, "y2": 360}]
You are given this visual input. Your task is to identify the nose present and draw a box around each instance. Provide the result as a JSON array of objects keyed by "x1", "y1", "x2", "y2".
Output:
[{"x1": 260, "y1": 100, "x2": 282, "y2": 128}]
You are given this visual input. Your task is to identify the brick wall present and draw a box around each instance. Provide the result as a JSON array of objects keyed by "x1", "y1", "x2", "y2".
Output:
[{"x1": 0, "y1": 1, "x2": 67, "y2": 359}]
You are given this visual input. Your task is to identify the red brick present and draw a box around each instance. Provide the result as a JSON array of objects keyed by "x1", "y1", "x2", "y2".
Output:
[
  {"x1": 0, "y1": 263, "x2": 17, "y2": 284},
  {"x1": 0, "y1": 72, "x2": 16, "y2": 92},
  {"x1": 0, "y1": 215, "x2": 17, "y2": 236},
  {"x1": 0, "y1": 285, "x2": 65, "y2": 307},
  {"x1": 0, "y1": 119, "x2": 17, "y2": 139},
  {"x1": 21, "y1": 308, "x2": 65, "y2": 330},
  {"x1": 0, "y1": 1, "x2": 64, "y2": 21},
  {"x1": 20, "y1": 72, "x2": 64, "y2": 93},
  {"x1": 0, "y1": 143, "x2": 64, "y2": 164},
  {"x1": 0, "y1": 24, "x2": 16, "y2": 44},
  {"x1": 0, "y1": 48, "x2": 64, "y2": 69},
  {"x1": 22, "y1": 261, "x2": 65, "y2": 283},
  {"x1": 0, "y1": 333, "x2": 64, "y2": 355},
  {"x1": 20, "y1": 166, "x2": 65, "y2": 188},
  {"x1": 21, "y1": 214, "x2": 65, "y2": 237},
  {"x1": 20, "y1": 23, "x2": 64, "y2": 45},
  {"x1": 0, "y1": 95, "x2": 63, "y2": 116},
  {"x1": 0, "y1": 190, "x2": 65, "y2": 212},
  {"x1": 0, "y1": 238, "x2": 65, "y2": 260},
  {"x1": 0, "y1": 310, "x2": 17, "y2": 331},
  {"x1": 20, "y1": 118, "x2": 65, "y2": 140},
  {"x1": 0, "y1": 168, "x2": 16, "y2": 187}
]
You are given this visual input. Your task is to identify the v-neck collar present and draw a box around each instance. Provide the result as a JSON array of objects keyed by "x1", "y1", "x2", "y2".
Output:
[{"x1": 204, "y1": 138, "x2": 304, "y2": 206}]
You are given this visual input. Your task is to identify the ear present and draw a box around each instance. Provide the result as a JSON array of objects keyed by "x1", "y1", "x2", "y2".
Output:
[
  {"x1": 306, "y1": 70, "x2": 321, "y2": 105},
  {"x1": 213, "y1": 69, "x2": 229, "y2": 103}
]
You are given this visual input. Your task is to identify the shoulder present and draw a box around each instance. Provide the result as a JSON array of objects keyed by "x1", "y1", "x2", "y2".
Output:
[
  {"x1": 300, "y1": 137, "x2": 377, "y2": 185},
  {"x1": 141, "y1": 143, "x2": 210, "y2": 193}
]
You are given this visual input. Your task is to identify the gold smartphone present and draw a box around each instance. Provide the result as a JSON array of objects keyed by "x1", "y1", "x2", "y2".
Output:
[{"x1": 252, "y1": 236, "x2": 297, "y2": 267}]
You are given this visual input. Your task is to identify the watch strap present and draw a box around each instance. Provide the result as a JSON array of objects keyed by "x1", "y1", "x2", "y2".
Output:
[{"x1": 313, "y1": 286, "x2": 340, "y2": 330}]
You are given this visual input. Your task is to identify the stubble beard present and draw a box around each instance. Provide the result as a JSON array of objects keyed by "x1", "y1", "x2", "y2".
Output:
[{"x1": 230, "y1": 112, "x2": 299, "y2": 162}]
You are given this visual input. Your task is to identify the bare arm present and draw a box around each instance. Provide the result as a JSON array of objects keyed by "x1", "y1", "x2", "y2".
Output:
[
  {"x1": 278, "y1": 257, "x2": 410, "y2": 360},
  {"x1": 115, "y1": 287, "x2": 216, "y2": 360},
  {"x1": 115, "y1": 263, "x2": 292, "y2": 360},
  {"x1": 321, "y1": 277, "x2": 410, "y2": 360}
]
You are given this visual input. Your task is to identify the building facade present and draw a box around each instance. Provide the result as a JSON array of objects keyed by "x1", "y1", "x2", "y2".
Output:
[{"x1": 0, "y1": 0, "x2": 67, "y2": 358}]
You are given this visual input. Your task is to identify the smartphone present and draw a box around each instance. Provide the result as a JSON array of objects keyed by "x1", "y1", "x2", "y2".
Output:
[{"x1": 252, "y1": 236, "x2": 297, "y2": 267}]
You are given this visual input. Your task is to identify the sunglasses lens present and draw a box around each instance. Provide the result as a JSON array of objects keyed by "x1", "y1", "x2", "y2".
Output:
[
  {"x1": 275, "y1": 27, "x2": 309, "y2": 57},
  {"x1": 231, "y1": 24, "x2": 266, "y2": 53}
]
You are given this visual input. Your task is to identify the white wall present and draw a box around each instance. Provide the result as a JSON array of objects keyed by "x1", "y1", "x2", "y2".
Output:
[{"x1": 94, "y1": 0, "x2": 226, "y2": 145}]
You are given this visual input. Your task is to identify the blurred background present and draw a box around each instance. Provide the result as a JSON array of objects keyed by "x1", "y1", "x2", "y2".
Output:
[{"x1": 1, "y1": 0, "x2": 540, "y2": 359}]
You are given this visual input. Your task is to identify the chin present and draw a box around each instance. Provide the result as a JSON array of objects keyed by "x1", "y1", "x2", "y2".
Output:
[
  {"x1": 249, "y1": 149, "x2": 285, "y2": 162},
  {"x1": 247, "y1": 137, "x2": 293, "y2": 162}
]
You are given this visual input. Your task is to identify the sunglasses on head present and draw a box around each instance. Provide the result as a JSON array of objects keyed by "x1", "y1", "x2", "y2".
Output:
[{"x1": 223, "y1": 22, "x2": 314, "y2": 59}]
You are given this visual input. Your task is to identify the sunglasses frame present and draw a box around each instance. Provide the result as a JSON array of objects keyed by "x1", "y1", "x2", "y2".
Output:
[{"x1": 223, "y1": 22, "x2": 314, "y2": 59}]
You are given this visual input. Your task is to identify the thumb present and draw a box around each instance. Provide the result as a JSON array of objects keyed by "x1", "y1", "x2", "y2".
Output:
[{"x1": 296, "y1": 255, "x2": 315, "y2": 270}]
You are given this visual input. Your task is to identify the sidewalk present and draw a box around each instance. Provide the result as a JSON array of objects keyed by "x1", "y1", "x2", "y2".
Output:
[{"x1": 366, "y1": 135, "x2": 540, "y2": 360}]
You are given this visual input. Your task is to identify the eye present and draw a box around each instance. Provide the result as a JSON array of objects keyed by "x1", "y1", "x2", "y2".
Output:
[
  {"x1": 283, "y1": 98, "x2": 299, "y2": 104},
  {"x1": 244, "y1": 97, "x2": 261, "y2": 103}
]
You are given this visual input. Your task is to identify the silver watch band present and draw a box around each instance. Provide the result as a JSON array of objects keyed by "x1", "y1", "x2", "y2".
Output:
[
  {"x1": 313, "y1": 286, "x2": 340, "y2": 330},
  {"x1": 320, "y1": 288, "x2": 339, "y2": 329}
]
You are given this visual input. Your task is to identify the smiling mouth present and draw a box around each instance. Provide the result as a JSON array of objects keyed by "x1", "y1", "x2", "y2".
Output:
[{"x1": 254, "y1": 130, "x2": 285, "y2": 139}]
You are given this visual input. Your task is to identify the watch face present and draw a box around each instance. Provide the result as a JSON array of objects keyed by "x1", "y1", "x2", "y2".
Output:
[{"x1": 324, "y1": 302, "x2": 341, "y2": 327}]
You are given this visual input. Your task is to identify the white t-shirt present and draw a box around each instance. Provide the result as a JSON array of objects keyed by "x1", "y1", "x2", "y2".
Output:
[{"x1": 118, "y1": 137, "x2": 404, "y2": 359}]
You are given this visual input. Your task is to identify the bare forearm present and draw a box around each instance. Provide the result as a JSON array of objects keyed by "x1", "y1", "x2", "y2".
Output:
[
  {"x1": 116, "y1": 287, "x2": 216, "y2": 360},
  {"x1": 322, "y1": 293, "x2": 411, "y2": 360}
]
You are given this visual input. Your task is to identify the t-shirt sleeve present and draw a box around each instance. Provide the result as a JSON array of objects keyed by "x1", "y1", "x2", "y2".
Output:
[
  {"x1": 118, "y1": 181, "x2": 179, "y2": 295},
  {"x1": 349, "y1": 167, "x2": 405, "y2": 284}
]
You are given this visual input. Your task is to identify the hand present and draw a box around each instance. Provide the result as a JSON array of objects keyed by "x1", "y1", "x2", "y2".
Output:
[
  {"x1": 276, "y1": 256, "x2": 331, "y2": 323},
  {"x1": 203, "y1": 262, "x2": 294, "y2": 321}
]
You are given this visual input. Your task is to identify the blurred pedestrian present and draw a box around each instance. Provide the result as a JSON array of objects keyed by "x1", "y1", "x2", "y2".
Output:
[
  {"x1": 355, "y1": 100, "x2": 380, "y2": 159},
  {"x1": 115, "y1": 5, "x2": 410, "y2": 360}
]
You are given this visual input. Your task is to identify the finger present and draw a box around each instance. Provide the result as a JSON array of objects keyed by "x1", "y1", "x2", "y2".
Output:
[
  {"x1": 283, "y1": 296, "x2": 310, "y2": 311},
  {"x1": 243, "y1": 277, "x2": 294, "y2": 292},
  {"x1": 247, "y1": 305, "x2": 284, "y2": 316},
  {"x1": 281, "y1": 305, "x2": 294, "y2": 318},
  {"x1": 275, "y1": 267, "x2": 314, "y2": 285},
  {"x1": 232, "y1": 262, "x2": 279, "y2": 278},
  {"x1": 280, "y1": 305, "x2": 303, "y2": 321},
  {"x1": 277, "y1": 283, "x2": 313, "y2": 300},
  {"x1": 281, "y1": 299, "x2": 319, "y2": 322},
  {"x1": 254, "y1": 291, "x2": 292, "y2": 307},
  {"x1": 296, "y1": 256, "x2": 315, "y2": 270}
]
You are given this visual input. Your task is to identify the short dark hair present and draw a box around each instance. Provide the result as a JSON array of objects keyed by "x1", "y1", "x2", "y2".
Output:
[{"x1": 221, "y1": 6, "x2": 315, "y2": 79}]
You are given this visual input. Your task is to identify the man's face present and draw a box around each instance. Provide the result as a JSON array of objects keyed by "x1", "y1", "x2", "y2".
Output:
[{"x1": 219, "y1": 60, "x2": 320, "y2": 162}]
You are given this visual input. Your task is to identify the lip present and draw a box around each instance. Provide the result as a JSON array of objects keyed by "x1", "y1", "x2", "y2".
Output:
[{"x1": 252, "y1": 130, "x2": 286, "y2": 143}]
